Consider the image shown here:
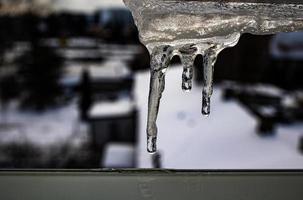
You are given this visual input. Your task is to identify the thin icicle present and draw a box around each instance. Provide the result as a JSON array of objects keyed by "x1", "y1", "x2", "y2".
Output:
[
  {"x1": 202, "y1": 47, "x2": 218, "y2": 116},
  {"x1": 180, "y1": 44, "x2": 197, "y2": 91}
]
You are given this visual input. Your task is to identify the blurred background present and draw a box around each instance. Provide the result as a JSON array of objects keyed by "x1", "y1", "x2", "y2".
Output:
[{"x1": 0, "y1": 0, "x2": 303, "y2": 169}]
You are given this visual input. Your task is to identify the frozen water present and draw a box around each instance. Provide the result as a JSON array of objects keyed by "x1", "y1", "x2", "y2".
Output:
[
  {"x1": 179, "y1": 44, "x2": 197, "y2": 91},
  {"x1": 125, "y1": 0, "x2": 303, "y2": 48},
  {"x1": 147, "y1": 45, "x2": 174, "y2": 153},
  {"x1": 124, "y1": 0, "x2": 303, "y2": 152}
]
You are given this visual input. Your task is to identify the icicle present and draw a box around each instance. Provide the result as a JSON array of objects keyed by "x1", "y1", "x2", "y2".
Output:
[
  {"x1": 146, "y1": 45, "x2": 173, "y2": 153},
  {"x1": 180, "y1": 44, "x2": 197, "y2": 92},
  {"x1": 202, "y1": 47, "x2": 218, "y2": 116}
]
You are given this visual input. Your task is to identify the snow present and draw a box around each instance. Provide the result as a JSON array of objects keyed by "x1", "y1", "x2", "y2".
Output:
[
  {"x1": 103, "y1": 142, "x2": 135, "y2": 168},
  {"x1": 0, "y1": 102, "x2": 87, "y2": 148},
  {"x1": 135, "y1": 65, "x2": 303, "y2": 169},
  {"x1": 62, "y1": 60, "x2": 131, "y2": 86},
  {"x1": 42, "y1": 38, "x2": 98, "y2": 48},
  {"x1": 89, "y1": 97, "x2": 135, "y2": 118},
  {"x1": 98, "y1": 44, "x2": 142, "y2": 55},
  {"x1": 88, "y1": 60, "x2": 131, "y2": 79},
  {"x1": 53, "y1": 0, "x2": 125, "y2": 13},
  {"x1": 1, "y1": 63, "x2": 303, "y2": 169},
  {"x1": 60, "y1": 49, "x2": 101, "y2": 60}
]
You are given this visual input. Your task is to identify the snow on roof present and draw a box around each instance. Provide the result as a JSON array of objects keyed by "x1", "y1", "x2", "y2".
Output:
[
  {"x1": 43, "y1": 38, "x2": 98, "y2": 48},
  {"x1": 63, "y1": 59, "x2": 131, "y2": 85},
  {"x1": 89, "y1": 97, "x2": 135, "y2": 118},
  {"x1": 59, "y1": 44, "x2": 140, "y2": 61},
  {"x1": 61, "y1": 49, "x2": 101, "y2": 60},
  {"x1": 89, "y1": 60, "x2": 131, "y2": 79},
  {"x1": 53, "y1": 0, "x2": 125, "y2": 13}
]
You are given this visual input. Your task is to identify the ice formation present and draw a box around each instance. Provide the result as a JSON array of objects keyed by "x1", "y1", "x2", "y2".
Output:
[{"x1": 123, "y1": 0, "x2": 303, "y2": 153}]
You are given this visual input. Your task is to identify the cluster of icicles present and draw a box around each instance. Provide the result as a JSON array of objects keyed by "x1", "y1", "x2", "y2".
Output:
[
  {"x1": 123, "y1": 0, "x2": 303, "y2": 153},
  {"x1": 147, "y1": 33, "x2": 240, "y2": 153}
]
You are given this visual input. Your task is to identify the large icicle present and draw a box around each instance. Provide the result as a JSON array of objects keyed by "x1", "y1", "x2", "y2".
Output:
[{"x1": 147, "y1": 45, "x2": 173, "y2": 153}]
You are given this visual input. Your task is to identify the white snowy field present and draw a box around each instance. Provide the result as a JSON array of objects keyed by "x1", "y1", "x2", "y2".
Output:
[
  {"x1": 0, "y1": 102, "x2": 87, "y2": 149},
  {"x1": 0, "y1": 101, "x2": 90, "y2": 167},
  {"x1": 1, "y1": 63, "x2": 303, "y2": 169},
  {"x1": 135, "y1": 65, "x2": 303, "y2": 169}
]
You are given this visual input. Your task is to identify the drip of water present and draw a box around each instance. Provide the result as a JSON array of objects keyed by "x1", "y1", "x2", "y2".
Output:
[{"x1": 124, "y1": 0, "x2": 303, "y2": 152}]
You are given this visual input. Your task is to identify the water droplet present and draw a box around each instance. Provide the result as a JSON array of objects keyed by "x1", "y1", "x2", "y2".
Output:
[
  {"x1": 202, "y1": 95, "x2": 210, "y2": 116},
  {"x1": 147, "y1": 135, "x2": 157, "y2": 153}
]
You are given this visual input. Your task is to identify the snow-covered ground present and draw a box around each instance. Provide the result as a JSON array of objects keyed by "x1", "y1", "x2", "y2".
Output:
[
  {"x1": 0, "y1": 102, "x2": 82, "y2": 147},
  {"x1": 1, "y1": 63, "x2": 303, "y2": 169},
  {"x1": 0, "y1": 101, "x2": 90, "y2": 167},
  {"x1": 135, "y1": 65, "x2": 303, "y2": 169}
]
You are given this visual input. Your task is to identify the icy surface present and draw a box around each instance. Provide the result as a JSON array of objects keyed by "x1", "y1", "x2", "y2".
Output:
[
  {"x1": 124, "y1": 0, "x2": 303, "y2": 48},
  {"x1": 124, "y1": 0, "x2": 303, "y2": 152}
]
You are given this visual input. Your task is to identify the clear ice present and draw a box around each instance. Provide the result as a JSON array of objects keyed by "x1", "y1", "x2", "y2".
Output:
[
  {"x1": 123, "y1": 0, "x2": 303, "y2": 152},
  {"x1": 147, "y1": 45, "x2": 173, "y2": 153},
  {"x1": 180, "y1": 44, "x2": 197, "y2": 91}
]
